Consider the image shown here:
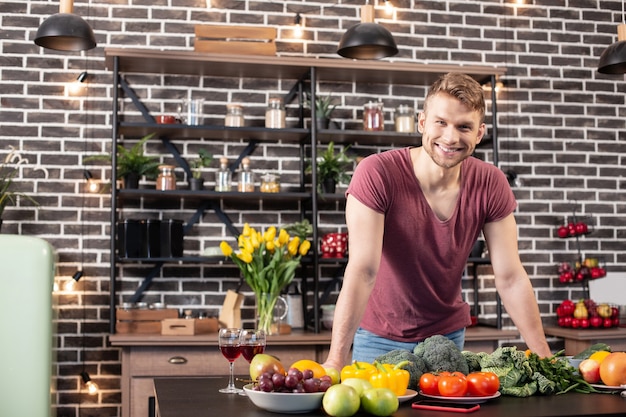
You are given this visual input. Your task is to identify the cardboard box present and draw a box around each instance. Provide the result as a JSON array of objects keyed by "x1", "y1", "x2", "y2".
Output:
[{"x1": 161, "y1": 318, "x2": 219, "y2": 335}]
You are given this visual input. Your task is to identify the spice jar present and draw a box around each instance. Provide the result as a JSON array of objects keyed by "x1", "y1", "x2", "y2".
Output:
[
  {"x1": 215, "y1": 157, "x2": 232, "y2": 192},
  {"x1": 363, "y1": 101, "x2": 384, "y2": 131},
  {"x1": 260, "y1": 173, "x2": 280, "y2": 193},
  {"x1": 225, "y1": 104, "x2": 244, "y2": 127},
  {"x1": 238, "y1": 157, "x2": 254, "y2": 192},
  {"x1": 265, "y1": 97, "x2": 286, "y2": 128},
  {"x1": 394, "y1": 105, "x2": 415, "y2": 133},
  {"x1": 156, "y1": 165, "x2": 177, "y2": 191}
]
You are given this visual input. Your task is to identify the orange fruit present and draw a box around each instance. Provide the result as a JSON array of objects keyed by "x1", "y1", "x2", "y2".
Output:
[
  {"x1": 589, "y1": 350, "x2": 611, "y2": 364},
  {"x1": 289, "y1": 359, "x2": 327, "y2": 379}
]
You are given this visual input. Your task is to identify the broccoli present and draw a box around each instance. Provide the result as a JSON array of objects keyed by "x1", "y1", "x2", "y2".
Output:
[
  {"x1": 374, "y1": 349, "x2": 428, "y2": 390},
  {"x1": 462, "y1": 350, "x2": 483, "y2": 373},
  {"x1": 413, "y1": 335, "x2": 470, "y2": 375}
]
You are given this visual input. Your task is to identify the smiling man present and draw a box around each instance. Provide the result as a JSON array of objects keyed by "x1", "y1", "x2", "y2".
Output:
[{"x1": 323, "y1": 73, "x2": 551, "y2": 373}]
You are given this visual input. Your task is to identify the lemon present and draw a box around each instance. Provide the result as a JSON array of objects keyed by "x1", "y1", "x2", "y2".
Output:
[{"x1": 589, "y1": 350, "x2": 611, "y2": 364}]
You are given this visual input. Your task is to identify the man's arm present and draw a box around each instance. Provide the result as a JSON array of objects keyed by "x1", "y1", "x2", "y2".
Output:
[
  {"x1": 322, "y1": 195, "x2": 385, "y2": 371},
  {"x1": 483, "y1": 213, "x2": 552, "y2": 357}
]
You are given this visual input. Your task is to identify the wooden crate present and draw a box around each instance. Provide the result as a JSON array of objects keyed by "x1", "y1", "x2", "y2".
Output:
[
  {"x1": 116, "y1": 308, "x2": 179, "y2": 334},
  {"x1": 194, "y1": 25, "x2": 276, "y2": 56},
  {"x1": 161, "y1": 318, "x2": 219, "y2": 335}
]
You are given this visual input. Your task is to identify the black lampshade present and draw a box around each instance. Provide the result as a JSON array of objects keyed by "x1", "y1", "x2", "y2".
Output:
[
  {"x1": 34, "y1": 13, "x2": 96, "y2": 52},
  {"x1": 337, "y1": 22, "x2": 398, "y2": 60},
  {"x1": 598, "y1": 40, "x2": 626, "y2": 74}
]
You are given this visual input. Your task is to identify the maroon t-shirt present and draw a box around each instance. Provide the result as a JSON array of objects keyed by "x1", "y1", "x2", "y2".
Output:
[{"x1": 346, "y1": 147, "x2": 517, "y2": 342}]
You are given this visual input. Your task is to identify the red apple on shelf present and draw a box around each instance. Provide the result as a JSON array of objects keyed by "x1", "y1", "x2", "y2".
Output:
[
  {"x1": 557, "y1": 225, "x2": 569, "y2": 238},
  {"x1": 603, "y1": 318, "x2": 613, "y2": 328},
  {"x1": 589, "y1": 316, "x2": 603, "y2": 328},
  {"x1": 575, "y1": 222, "x2": 588, "y2": 235},
  {"x1": 578, "y1": 359, "x2": 601, "y2": 384}
]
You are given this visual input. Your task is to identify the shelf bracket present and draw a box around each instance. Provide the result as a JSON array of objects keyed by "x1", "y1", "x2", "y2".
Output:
[
  {"x1": 229, "y1": 140, "x2": 258, "y2": 173},
  {"x1": 119, "y1": 76, "x2": 155, "y2": 123},
  {"x1": 129, "y1": 261, "x2": 164, "y2": 303}
]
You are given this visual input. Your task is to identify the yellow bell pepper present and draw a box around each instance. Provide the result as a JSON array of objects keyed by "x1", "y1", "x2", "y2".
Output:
[
  {"x1": 369, "y1": 361, "x2": 410, "y2": 396},
  {"x1": 340, "y1": 360, "x2": 376, "y2": 382}
]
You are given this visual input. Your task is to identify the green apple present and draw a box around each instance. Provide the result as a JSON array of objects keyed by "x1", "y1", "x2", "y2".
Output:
[
  {"x1": 341, "y1": 377, "x2": 373, "y2": 397},
  {"x1": 322, "y1": 384, "x2": 361, "y2": 417},
  {"x1": 360, "y1": 387, "x2": 399, "y2": 417},
  {"x1": 324, "y1": 366, "x2": 341, "y2": 385}
]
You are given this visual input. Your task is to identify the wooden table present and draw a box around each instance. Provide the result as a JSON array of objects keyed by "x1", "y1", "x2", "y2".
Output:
[
  {"x1": 154, "y1": 377, "x2": 626, "y2": 417},
  {"x1": 544, "y1": 326, "x2": 626, "y2": 355}
]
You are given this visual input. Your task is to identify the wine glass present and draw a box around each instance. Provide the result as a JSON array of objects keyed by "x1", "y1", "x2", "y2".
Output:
[
  {"x1": 218, "y1": 328, "x2": 242, "y2": 394},
  {"x1": 240, "y1": 329, "x2": 266, "y2": 363}
]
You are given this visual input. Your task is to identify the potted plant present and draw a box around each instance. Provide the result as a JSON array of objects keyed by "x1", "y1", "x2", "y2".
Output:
[
  {"x1": 188, "y1": 149, "x2": 213, "y2": 191},
  {"x1": 310, "y1": 141, "x2": 353, "y2": 194},
  {"x1": 0, "y1": 148, "x2": 39, "y2": 231},
  {"x1": 86, "y1": 133, "x2": 161, "y2": 189},
  {"x1": 307, "y1": 93, "x2": 336, "y2": 129}
]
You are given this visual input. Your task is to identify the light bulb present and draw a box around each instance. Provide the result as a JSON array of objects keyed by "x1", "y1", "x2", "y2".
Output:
[
  {"x1": 293, "y1": 14, "x2": 303, "y2": 38},
  {"x1": 81, "y1": 372, "x2": 99, "y2": 395},
  {"x1": 64, "y1": 270, "x2": 83, "y2": 291},
  {"x1": 65, "y1": 71, "x2": 88, "y2": 97},
  {"x1": 384, "y1": 0, "x2": 394, "y2": 15}
]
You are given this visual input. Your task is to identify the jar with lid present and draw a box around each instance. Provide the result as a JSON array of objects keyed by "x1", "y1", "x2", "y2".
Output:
[
  {"x1": 215, "y1": 157, "x2": 232, "y2": 192},
  {"x1": 363, "y1": 101, "x2": 384, "y2": 131},
  {"x1": 225, "y1": 104, "x2": 244, "y2": 127},
  {"x1": 394, "y1": 105, "x2": 415, "y2": 133},
  {"x1": 265, "y1": 97, "x2": 286, "y2": 128},
  {"x1": 156, "y1": 165, "x2": 177, "y2": 191},
  {"x1": 260, "y1": 173, "x2": 280, "y2": 193},
  {"x1": 238, "y1": 157, "x2": 255, "y2": 192}
]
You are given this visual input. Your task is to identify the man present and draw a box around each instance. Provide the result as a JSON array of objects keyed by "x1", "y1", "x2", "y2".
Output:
[{"x1": 323, "y1": 73, "x2": 551, "y2": 372}]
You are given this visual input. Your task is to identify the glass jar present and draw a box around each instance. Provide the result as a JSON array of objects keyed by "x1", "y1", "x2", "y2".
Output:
[
  {"x1": 260, "y1": 173, "x2": 280, "y2": 193},
  {"x1": 156, "y1": 165, "x2": 177, "y2": 191},
  {"x1": 238, "y1": 157, "x2": 255, "y2": 192},
  {"x1": 215, "y1": 157, "x2": 232, "y2": 192},
  {"x1": 265, "y1": 97, "x2": 286, "y2": 128},
  {"x1": 394, "y1": 105, "x2": 415, "y2": 133},
  {"x1": 363, "y1": 101, "x2": 384, "y2": 131},
  {"x1": 225, "y1": 104, "x2": 244, "y2": 127}
]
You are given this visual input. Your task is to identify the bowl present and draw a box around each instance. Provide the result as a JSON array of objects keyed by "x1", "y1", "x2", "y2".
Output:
[
  {"x1": 567, "y1": 356, "x2": 583, "y2": 369},
  {"x1": 243, "y1": 383, "x2": 324, "y2": 414}
]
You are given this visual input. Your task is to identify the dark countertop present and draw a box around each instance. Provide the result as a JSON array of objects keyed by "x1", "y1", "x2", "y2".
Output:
[{"x1": 154, "y1": 377, "x2": 626, "y2": 417}]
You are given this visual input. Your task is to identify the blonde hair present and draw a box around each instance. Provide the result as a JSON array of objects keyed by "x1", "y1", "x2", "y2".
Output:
[{"x1": 424, "y1": 73, "x2": 485, "y2": 122}]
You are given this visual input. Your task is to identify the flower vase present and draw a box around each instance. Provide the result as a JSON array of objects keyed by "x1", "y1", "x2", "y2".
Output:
[{"x1": 256, "y1": 293, "x2": 288, "y2": 335}]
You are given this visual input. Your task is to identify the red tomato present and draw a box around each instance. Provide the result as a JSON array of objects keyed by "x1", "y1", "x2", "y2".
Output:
[
  {"x1": 438, "y1": 373, "x2": 468, "y2": 397},
  {"x1": 466, "y1": 372, "x2": 500, "y2": 396},
  {"x1": 419, "y1": 373, "x2": 440, "y2": 396}
]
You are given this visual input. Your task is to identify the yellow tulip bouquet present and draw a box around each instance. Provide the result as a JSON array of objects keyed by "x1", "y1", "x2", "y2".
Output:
[{"x1": 220, "y1": 223, "x2": 311, "y2": 333}]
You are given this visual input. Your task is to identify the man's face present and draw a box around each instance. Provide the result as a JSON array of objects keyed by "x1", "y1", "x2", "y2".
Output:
[{"x1": 418, "y1": 93, "x2": 486, "y2": 169}]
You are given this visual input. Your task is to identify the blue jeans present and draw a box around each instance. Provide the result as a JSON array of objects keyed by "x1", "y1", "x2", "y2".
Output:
[{"x1": 352, "y1": 327, "x2": 466, "y2": 363}]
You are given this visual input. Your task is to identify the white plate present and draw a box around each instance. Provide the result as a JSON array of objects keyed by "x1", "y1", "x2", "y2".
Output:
[
  {"x1": 419, "y1": 390, "x2": 501, "y2": 404},
  {"x1": 398, "y1": 389, "x2": 418, "y2": 403},
  {"x1": 590, "y1": 383, "x2": 626, "y2": 391}
]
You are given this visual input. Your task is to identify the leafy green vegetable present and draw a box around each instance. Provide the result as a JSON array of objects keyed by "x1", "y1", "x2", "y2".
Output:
[{"x1": 571, "y1": 343, "x2": 611, "y2": 359}]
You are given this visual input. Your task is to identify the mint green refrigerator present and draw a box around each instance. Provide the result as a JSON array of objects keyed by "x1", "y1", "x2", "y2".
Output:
[{"x1": 0, "y1": 235, "x2": 56, "y2": 417}]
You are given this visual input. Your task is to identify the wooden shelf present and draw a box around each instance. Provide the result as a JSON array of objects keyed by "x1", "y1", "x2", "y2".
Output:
[{"x1": 105, "y1": 48, "x2": 506, "y2": 85}]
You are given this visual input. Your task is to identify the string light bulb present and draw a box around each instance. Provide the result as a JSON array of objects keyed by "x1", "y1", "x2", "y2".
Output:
[
  {"x1": 83, "y1": 170, "x2": 100, "y2": 193},
  {"x1": 81, "y1": 372, "x2": 99, "y2": 395},
  {"x1": 384, "y1": 0, "x2": 394, "y2": 15},
  {"x1": 293, "y1": 13, "x2": 303, "y2": 38},
  {"x1": 66, "y1": 71, "x2": 88, "y2": 96},
  {"x1": 64, "y1": 270, "x2": 83, "y2": 291}
]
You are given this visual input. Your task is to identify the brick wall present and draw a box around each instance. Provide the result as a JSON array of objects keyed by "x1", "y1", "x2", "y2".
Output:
[{"x1": 1, "y1": 1, "x2": 625, "y2": 416}]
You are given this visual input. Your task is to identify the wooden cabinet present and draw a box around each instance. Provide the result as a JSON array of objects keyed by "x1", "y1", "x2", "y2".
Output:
[{"x1": 104, "y1": 48, "x2": 505, "y2": 333}]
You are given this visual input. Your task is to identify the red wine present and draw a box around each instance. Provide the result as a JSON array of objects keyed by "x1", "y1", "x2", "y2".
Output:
[
  {"x1": 241, "y1": 344, "x2": 265, "y2": 362},
  {"x1": 220, "y1": 345, "x2": 241, "y2": 362}
]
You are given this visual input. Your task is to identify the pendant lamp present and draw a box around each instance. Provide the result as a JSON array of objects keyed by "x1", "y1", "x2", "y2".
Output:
[
  {"x1": 597, "y1": 0, "x2": 626, "y2": 74},
  {"x1": 337, "y1": 3, "x2": 398, "y2": 60},
  {"x1": 34, "y1": 0, "x2": 96, "y2": 52}
]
